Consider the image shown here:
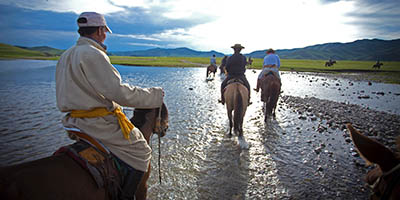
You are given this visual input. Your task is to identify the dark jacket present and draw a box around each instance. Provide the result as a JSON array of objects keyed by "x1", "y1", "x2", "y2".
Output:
[{"x1": 226, "y1": 53, "x2": 246, "y2": 76}]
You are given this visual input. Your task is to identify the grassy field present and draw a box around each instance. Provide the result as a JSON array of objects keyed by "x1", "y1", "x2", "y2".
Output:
[{"x1": 1, "y1": 45, "x2": 400, "y2": 83}]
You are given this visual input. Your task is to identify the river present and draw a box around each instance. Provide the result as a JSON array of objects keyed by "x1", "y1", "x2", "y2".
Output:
[{"x1": 1, "y1": 59, "x2": 400, "y2": 199}]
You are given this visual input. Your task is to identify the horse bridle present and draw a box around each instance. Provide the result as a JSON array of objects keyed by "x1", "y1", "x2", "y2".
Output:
[{"x1": 369, "y1": 163, "x2": 400, "y2": 200}]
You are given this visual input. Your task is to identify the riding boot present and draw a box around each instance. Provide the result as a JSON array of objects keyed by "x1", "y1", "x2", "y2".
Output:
[
  {"x1": 254, "y1": 79, "x2": 261, "y2": 92},
  {"x1": 220, "y1": 92, "x2": 225, "y2": 105},
  {"x1": 119, "y1": 166, "x2": 144, "y2": 200}
]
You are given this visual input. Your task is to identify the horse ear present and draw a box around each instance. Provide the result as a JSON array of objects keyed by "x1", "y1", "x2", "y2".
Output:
[{"x1": 347, "y1": 124, "x2": 398, "y2": 172}]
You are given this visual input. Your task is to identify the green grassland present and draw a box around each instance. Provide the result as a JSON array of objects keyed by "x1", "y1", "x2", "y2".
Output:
[
  {"x1": 110, "y1": 56, "x2": 209, "y2": 67},
  {"x1": 0, "y1": 43, "x2": 59, "y2": 60},
  {"x1": 1, "y1": 43, "x2": 400, "y2": 83}
]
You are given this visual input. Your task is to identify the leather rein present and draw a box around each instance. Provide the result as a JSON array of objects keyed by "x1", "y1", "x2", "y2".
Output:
[{"x1": 370, "y1": 163, "x2": 400, "y2": 200}]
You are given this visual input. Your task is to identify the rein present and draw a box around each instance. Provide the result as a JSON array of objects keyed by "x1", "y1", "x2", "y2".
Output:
[
  {"x1": 370, "y1": 163, "x2": 400, "y2": 200},
  {"x1": 155, "y1": 107, "x2": 162, "y2": 184},
  {"x1": 149, "y1": 107, "x2": 163, "y2": 184}
]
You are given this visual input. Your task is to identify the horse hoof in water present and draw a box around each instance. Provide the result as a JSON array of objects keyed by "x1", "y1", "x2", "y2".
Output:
[{"x1": 238, "y1": 136, "x2": 249, "y2": 149}]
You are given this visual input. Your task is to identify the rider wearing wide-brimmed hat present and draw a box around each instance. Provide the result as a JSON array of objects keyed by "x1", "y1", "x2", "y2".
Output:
[{"x1": 219, "y1": 44, "x2": 251, "y2": 105}]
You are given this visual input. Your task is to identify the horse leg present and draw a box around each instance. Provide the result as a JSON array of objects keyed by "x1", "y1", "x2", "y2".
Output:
[
  {"x1": 135, "y1": 164, "x2": 151, "y2": 200},
  {"x1": 227, "y1": 110, "x2": 233, "y2": 137}
]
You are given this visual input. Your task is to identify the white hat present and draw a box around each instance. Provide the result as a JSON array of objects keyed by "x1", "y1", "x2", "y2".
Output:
[{"x1": 77, "y1": 12, "x2": 112, "y2": 33}]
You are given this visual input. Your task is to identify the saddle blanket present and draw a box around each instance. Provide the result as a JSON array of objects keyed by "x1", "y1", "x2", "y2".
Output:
[{"x1": 54, "y1": 141, "x2": 121, "y2": 200}]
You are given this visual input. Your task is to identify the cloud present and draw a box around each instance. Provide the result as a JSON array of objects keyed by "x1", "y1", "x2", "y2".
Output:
[
  {"x1": 0, "y1": 0, "x2": 124, "y2": 14},
  {"x1": 0, "y1": 0, "x2": 399, "y2": 53},
  {"x1": 345, "y1": 0, "x2": 400, "y2": 39}
]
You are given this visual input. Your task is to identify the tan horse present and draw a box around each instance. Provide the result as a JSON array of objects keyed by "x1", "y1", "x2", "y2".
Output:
[
  {"x1": 260, "y1": 72, "x2": 281, "y2": 121},
  {"x1": 347, "y1": 124, "x2": 400, "y2": 200},
  {"x1": 224, "y1": 81, "x2": 249, "y2": 149},
  {"x1": 0, "y1": 104, "x2": 169, "y2": 200}
]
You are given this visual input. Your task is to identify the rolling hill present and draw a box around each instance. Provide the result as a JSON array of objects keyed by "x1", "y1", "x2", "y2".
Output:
[
  {"x1": 15, "y1": 46, "x2": 65, "y2": 56},
  {"x1": 110, "y1": 47, "x2": 225, "y2": 57},
  {"x1": 1, "y1": 38, "x2": 399, "y2": 61},
  {"x1": 0, "y1": 43, "x2": 47, "y2": 58},
  {"x1": 247, "y1": 39, "x2": 400, "y2": 61}
]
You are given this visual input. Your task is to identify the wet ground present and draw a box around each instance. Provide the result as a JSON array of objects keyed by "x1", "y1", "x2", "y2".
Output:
[{"x1": 1, "y1": 60, "x2": 400, "y2": 199}]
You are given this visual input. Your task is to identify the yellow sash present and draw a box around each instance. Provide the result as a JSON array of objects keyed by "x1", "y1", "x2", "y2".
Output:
[{"x1": 70, "y1": 107, "x2": 134, "y2": 141}]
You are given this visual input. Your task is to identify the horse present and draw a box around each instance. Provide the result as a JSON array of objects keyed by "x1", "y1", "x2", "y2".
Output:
[
  {"x1": 325, "y1": 60, "x2": 336, "y2": 67},
  {"x1": 246, "y1": 58, "x2": 253, "y2": 66},
  {"x1": 219, "y1": 65, "x2": 226, "y2": 75},
  {"x1": 347, "y1": 124, "x2": 400, "y2": 200},
  {"x1": 372, "y1": 62, "x2": 383, "y2": 69},
  {"x1": 206, "y1": 64, "x2": 217, "y2": 79},
  {"x1": 223, "y1": 80, "x2": 249, "y2": 149},
  {"x1": 260, "y1": 72, "x2": 281, "y2": 121},
  {"x1": 0, "y1": 104, "x2": 169, "y2": 200}
]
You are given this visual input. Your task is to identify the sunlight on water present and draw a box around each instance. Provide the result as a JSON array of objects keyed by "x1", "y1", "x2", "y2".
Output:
[{"x1": 1, "y1": 60, "x2": 399, "y2": 199}]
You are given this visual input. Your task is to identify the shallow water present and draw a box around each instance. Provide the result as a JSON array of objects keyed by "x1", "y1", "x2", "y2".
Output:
[{"x1": 1, "y1": 60, "x2": 399, "y2": 199}]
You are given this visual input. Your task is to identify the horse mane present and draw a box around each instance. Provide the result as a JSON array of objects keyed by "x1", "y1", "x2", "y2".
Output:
[{"x1": 130, "y1": 103, "x2": 168, "y2": 129}]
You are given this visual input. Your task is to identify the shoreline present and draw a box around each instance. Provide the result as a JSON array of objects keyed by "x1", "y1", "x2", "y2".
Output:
[
  {"x1": 281, "y1": 95, "x2": 400, "y2": 152},
  {"x1": 1, "y1": 57, "x2": 399, "y2": 84}
]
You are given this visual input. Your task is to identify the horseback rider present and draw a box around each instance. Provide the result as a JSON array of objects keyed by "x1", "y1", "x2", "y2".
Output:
[
  {"x1": 254, "y1": 48, "x2": 281, "y2": 92},
  {"x1": 219, "y1": 44, "x2": 251, "y2": 105},
  {"x1": 210, "y1": 54, "x2": 217, "y2": 68},
  {"x1": 55, "y1": 12, "x2": 164, "y2": 200}
]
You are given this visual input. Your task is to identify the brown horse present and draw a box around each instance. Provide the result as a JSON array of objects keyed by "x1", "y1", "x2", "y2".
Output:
[
  {"x1": 347, "y1": 124, "x2": 400, "y2": 200},
  {"x1": 372, "y1": 62, "x2": 383, "y2": 69},
  {"x1": 260, "y1": 72, "x2": 281, "y2": 121},
  {"x1": 0, "y1": 104, "x2": 169, "y2": 200},
  {"x1": 224, "y1": 81, "x2": 249, "y2": 149},
  {"x1": 325, "y1": 60, "x2": 336, "y2": 67},
  {"x1": 206, "y1": 64, "x2": 217, "y2": 79}
]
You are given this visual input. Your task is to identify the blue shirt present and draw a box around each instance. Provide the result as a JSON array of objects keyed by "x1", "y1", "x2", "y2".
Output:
[
  {"x1": 263, "y1": 53, "x2": 280, "y2": 68},
  {"x1": 210, "y1": 57, "x2": 216, "y2": 65}
]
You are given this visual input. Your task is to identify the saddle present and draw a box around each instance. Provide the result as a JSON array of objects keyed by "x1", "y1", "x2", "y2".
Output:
[
  {"x1": 54, "y1": 133, "x2": 123, "y2": 200},
  {"x1": 208, "y1": 65, "x2": 217, "y2": 72},
  {"x1": 226, "y1": 77, "x2": 245, "y2": 85},
  {"x1": 222, "y1": 78, "x2": 246, "y2": 93},
  {"x1": 262, "y1": 71, "x2": 279, "y2": 79}
]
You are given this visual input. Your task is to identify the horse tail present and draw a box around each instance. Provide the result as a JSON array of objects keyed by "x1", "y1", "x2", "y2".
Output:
[
  {"x1": 267, "y1": 78, "x2": 280, "y2": 114},
  {"x1": 234, "y1": 86, "x2": 243, "y2": 132}
]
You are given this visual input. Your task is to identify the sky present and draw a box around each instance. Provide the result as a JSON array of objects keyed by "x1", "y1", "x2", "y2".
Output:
[{"x1": 0, "y1": 0, "x2": 399, "y2": 54}]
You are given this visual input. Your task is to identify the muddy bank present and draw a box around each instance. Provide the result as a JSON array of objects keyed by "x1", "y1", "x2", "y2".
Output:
[{"x1": 281, "y1": 95, "x2": 400, "y2": 153}]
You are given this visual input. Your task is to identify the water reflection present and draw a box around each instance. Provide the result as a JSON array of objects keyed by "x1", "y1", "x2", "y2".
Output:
[{"x1": 1, "y1": 60, "x2": 399, "y2": 199}]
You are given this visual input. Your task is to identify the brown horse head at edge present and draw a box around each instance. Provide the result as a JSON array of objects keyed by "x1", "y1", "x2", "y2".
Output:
[{"x1": 347, "y1": 124, "x2": 400, "y2": 200}]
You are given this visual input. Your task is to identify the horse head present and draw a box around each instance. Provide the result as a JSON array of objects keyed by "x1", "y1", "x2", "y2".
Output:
[
  {"x1": 347, "y1": 124, "x2": 400, "y2": 200},
  {"x1": 130, "y1": 103, "x2": 169, "y2": 140}
]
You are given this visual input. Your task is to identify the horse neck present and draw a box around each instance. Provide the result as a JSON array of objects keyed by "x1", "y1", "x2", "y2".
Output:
[{"x1": 138, "y1": 122, "x2": 154, "y2": 144}]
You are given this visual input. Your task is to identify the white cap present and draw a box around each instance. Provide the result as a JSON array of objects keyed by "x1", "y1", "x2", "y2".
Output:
[{"x1": 77, "y1": 12, "x2": 112, "y2": 33}]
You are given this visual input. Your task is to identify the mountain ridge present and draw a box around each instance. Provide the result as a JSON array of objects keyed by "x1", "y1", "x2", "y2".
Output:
[{"x1": 2, "y1": 38, "x2": 400, "y2": 61}]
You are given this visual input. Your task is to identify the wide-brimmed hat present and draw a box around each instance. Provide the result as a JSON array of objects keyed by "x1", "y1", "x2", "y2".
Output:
[
  {"x1": 231, "y1": 44, "x2": 245, "y2": 49},
  {"x1": 266, "y1": 48, "x2": 275, "y2": 53},
  {"x1": 77, "y1": 12, "x2": 112, "y2": 33}
]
